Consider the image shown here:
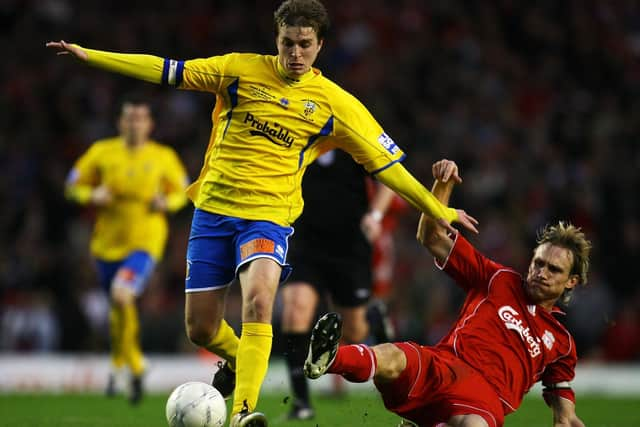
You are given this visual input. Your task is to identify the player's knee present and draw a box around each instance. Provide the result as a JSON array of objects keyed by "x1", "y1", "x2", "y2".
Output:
[
  {"x1": 448, "y1": 414, "x2": 489, "y2": 427},
  {"x1": 372, "y1": 343, "x2": 406, "y2": 381},
  {"x1": 185, "y1": 317, "x2": 219, "y2": 347},
  {"x1": 286, "y1": 294, "x2": 315, "y2": 317},
  {"x1": 282, "y1": 304, "x2": 315, "y2": 332},
  {"x1": 341, "y1": 320, "x2": 369, "y2": 344},
  {"x1": 110, "y1": 284, "x2": 135, "y2": 307},
  {"x1": 282, "y1": 283, "x2": 316, "y2": 308},
  {"x1": 111, "y1": 294, "x2": 125, "y2": 308},
  {"x1": 281, "y1": 286, "x2": 317, "y2": 328},
  {"x1": 243, "y1": 286, "x2": 277, "y2": 322}
]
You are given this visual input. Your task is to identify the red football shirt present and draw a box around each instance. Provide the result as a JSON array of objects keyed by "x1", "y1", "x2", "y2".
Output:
[{"x1": 435, "y1": 233, "x2": 577, "y2": 414}]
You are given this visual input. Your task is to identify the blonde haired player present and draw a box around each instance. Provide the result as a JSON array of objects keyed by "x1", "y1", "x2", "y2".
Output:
[
  {"x1": 305, "y1": 159, "x2": 590, "y2": 427},
  {"x1": 66, "y1": 98, "x2": 189, "y2": 404},
  {"x1": 49, "y1": 0, "x2": 477, "y2": 424}
]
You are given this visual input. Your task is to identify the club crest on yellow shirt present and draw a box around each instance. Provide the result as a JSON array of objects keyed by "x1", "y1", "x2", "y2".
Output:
[{"x1": 302, "y1": 99, "x2": 317, "y2": 118}]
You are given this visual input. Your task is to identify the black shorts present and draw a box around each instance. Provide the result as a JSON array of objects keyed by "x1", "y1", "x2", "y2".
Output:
[{"x1": 285, "y1": 234, "x2": 372, "y2": 307}]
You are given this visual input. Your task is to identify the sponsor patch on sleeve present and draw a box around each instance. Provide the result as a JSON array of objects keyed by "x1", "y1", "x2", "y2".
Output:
[
  {"x1": 377, "y1": 132, "x2": 399, "y2": 155},
  {"x1": 240, "y1": 238, "x2": 276, "y2": 260}
]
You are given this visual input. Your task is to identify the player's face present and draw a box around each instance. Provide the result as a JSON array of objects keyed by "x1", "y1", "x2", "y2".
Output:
[
  {"x1": 119, "y1": 103, "x2": 153, "y2": 145},
  {"x1": 525, "y1": 243, "x2": 578, "y2": 309},
  {"x1": 276, "y1": 25, "x2": 323, "y2": 77}
]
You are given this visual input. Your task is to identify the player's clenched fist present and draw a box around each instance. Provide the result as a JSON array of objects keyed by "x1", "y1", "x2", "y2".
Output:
[{"x1": 432, "y1": 159, "x2": 462, "y2": 184}]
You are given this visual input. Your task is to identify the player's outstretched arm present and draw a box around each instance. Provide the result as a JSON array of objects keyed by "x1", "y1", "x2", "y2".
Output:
[
  {"x1": 548, "y1": 395, "x2": 585, "y2": 427},
  {"x1": 46, "y1": 40, "x2": 165, "y2": 85},
  {"x1": 375, "y1": 162, "x2": 478, "y2": 235},
  {"x1": 416, "y1": 159, "x2": 461, "y2": 262}
]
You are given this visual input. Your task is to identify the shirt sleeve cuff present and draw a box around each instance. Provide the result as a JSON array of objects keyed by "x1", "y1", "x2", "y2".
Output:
[{"x1": 543, "y1": 388, "x2": 576, "y2": 407}]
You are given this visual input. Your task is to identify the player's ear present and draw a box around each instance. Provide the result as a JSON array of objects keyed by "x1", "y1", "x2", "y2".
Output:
[
  {"x1": 565, "y1": 274, "x2": 579, "y2": 290},
  {"x1": 317, "y1": 38, "x2": 324, "y2": 53},
  {"x1": 116, "y1": 116, "x2": 125, "y2": 133}
]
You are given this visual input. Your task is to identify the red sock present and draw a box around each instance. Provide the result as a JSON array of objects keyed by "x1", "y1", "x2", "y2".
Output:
[{"x1": 328, "y1": 344, "x2": 377, "y2": 383}]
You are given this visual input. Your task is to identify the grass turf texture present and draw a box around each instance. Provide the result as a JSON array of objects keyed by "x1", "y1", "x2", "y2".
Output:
[{"x1": 0, "y1": 392, "x2": 638, "y2": 426}]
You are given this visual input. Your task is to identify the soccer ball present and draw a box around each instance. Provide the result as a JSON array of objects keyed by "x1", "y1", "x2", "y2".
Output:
[{"x1": 165, "y1": 381, "x2": 227, "y2": 427}]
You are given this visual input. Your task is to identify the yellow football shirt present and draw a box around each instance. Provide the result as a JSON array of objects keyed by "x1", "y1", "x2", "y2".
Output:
[
  {"x1": 66, "y1": 137, "x2": 189, "y2": 261},
  {"x1": 171, "y1": 53, "x2": 405, "y2": 226},
  {"x1": 82, "y1": 46, "x2": 461, "y2": 225}
]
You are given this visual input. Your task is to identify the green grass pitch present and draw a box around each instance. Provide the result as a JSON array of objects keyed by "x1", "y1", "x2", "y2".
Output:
[{"x1": 0, "y1": 392, "x2": 638, "y2": 426}]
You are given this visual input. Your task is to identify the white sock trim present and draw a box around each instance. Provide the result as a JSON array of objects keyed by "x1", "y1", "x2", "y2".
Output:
[{"x1": 356, "y1": 344, "x2": 376, "y2": 381}]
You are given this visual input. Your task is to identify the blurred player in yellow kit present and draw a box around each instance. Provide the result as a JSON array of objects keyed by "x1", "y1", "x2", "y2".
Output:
[
  {"x1": 65, "y1": 98, "x2": 189, "y2": 404},
  {"x1": 49, "y1": 0, "x2": 478, "y2": 424}
]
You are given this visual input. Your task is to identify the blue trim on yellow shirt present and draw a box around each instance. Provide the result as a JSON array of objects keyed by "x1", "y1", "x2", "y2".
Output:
[
  {"x1": 176, "y1": 61, "x2": 185, "y2": 87},
  {"x1": 161, "y1": 58, "x2": 170, "y2": 85},
  {"x1": 370, "y1": 154, "x2": 407, "y2": 175},
  {"x1": 223, "y1": 78, "x2": 240, "y2": 137},
  {"x1": 298, "y1": 116, "x2": 334, "y2": 168}
]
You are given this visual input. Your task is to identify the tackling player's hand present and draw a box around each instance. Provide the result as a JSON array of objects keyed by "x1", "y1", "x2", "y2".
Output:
[
  {"x1": 431, "y1": 159, "x2": 477, "y2": 233},
  {"x1": 45, "y1": 40, "x2": 88, "y2": 61},
  {"x1": 432, "y1": 159, "x2": 462, "y2": 184}
]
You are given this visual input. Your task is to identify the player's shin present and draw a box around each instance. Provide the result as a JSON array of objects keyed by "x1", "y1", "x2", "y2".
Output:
[
  {"x1": 232, "y1": 322, "x2": 273, "y2": 414},
  {"x1": 121, "y1": 302, "x2": 145, "y2": 376},
  {"x1": 108, "y1": 305, "x2": 125, "y2": 369},
  {"x1": 205, "y1": 319, "x2": 240, "y2": 370},
  {"x1": 283, "y1": 332, "x2": 312, "y2": 406}
]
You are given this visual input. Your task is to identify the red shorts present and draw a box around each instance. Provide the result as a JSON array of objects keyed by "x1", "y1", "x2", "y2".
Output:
[{"x1": 374, "y1": 342, "x2": 504, "y2": 427}]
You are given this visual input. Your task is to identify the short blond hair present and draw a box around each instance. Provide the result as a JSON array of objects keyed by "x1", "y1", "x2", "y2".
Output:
[{"x1": 536, "y1": 221, "x2": 592, "y2": 304}]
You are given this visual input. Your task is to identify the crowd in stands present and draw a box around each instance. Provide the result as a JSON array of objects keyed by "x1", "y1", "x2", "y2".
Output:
[{"x1": 2, "y1": 0, "x2": 638, "y2": 361}]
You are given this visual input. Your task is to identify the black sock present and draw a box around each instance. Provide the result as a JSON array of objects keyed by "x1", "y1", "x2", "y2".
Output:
[{"x1": 283, "y1": 332, "x2": 311, "y2": 406}]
